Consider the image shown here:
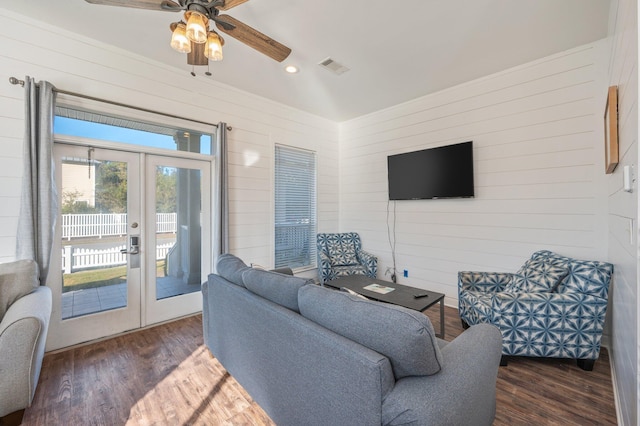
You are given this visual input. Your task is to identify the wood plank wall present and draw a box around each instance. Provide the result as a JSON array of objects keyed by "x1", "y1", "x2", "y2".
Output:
[
  {"x1": 339, "y1": 41, "x2": 610, "y2": 306},
  {"x1": 0, "y1": 9, "x2": 340, "y2": 270},
  {"x1": 605, "y1": 0, "x2": 639, "y2": 424}
]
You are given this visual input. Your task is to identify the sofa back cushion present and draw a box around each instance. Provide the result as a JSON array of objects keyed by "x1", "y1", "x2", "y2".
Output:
[
  {"x1": 0, "y1": 259, "x2": 39, "y2": 321},
  {"x1": 242, "y1": 268, "x2": 313, "y2": 313},
  {"x1": 216, "y1": 253, "x2": 251, "y2": 287},
  {"x1": 530, "y1": 250, "x2": 613, "y2": 298},
  {"x1": 298, "y1": 284, "x2": 443, "y2": 379}
]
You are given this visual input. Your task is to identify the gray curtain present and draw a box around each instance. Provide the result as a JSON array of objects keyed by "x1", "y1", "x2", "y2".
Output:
[
  {"x1": 213, "y1": 122, "x2": 229, "y2": 259},
  {"x1": 15, "y1": 77, "x2": 58, "y2": 284}
]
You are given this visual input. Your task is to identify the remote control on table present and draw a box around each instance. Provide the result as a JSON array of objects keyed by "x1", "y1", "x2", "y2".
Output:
[{"x1": 413, "y1": 292, "x2": 430, "y2": 298}]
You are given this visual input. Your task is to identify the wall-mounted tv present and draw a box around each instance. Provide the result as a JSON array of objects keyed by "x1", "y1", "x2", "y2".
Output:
[{"x1": 387, "y1": 141, "x2": 474, "y2": 200}]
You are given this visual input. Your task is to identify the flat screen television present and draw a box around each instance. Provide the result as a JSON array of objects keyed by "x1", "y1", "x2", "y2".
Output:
[{"x1": 387, "y1": 141, "x2": 474, "y2": 200}]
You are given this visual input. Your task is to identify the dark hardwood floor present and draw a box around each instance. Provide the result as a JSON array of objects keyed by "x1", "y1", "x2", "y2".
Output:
[{"x1": 23, "y1": 306, "x2": 617, "y2": 425}]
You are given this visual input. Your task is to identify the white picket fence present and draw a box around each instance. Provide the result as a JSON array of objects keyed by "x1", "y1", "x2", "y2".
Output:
[
  {"x1": 62, "y1": 241, "x2": 175, "y2": 274},
  {"x1": 62, "y1": 213, "x2": 177, "y2": 240}
]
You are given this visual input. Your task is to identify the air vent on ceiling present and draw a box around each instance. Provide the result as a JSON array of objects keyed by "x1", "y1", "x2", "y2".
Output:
[{"x1": 318, "y1": 57, "x2": 350, "y2": 75}]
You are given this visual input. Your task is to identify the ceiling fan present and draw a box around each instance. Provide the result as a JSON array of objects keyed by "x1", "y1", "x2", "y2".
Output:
[{"x1": 85, "y1": 0, "x2": 292, "y2": 75}]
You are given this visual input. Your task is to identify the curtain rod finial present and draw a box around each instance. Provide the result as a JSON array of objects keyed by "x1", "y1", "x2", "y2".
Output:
[{"x1": 9, "y1": 77, "x2": 25, "y2": 87}]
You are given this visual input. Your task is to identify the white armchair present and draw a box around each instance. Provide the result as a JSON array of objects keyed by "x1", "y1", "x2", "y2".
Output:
[{"x1": 0, "y1": 260, "x2": 52, "y2": 424}]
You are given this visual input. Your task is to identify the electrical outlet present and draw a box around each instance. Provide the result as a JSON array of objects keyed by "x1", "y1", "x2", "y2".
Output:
[{"x1": 403, "y1": 269, "x2": 408, "y2": 278}]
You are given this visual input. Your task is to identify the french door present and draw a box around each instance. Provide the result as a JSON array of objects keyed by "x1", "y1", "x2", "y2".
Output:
[{"x1": 48, "y1": 144, "x2": 211, "y2": 350}]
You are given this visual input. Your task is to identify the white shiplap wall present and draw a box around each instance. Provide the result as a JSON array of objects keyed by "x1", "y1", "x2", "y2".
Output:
[
  {"x1": 605, "y1": 0, "x2": 638, "y2": 424},
  {"x1": 339, "y1": 42, "x2": 610, "y2": 307},
  {"x1": 0, "y1": 9, "x2": 339, "y2": 269}
]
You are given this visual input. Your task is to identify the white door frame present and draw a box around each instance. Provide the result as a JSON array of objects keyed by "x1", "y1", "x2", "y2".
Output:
[
  {"x1": 48, "y1": 144, "x2": 213, "y2": 351},
  {"x1": 144, "y1": 154, "x2": 211, "y2": 326},
  {"x1": 49, "y1": 145, "x2": 143, "y2": 350}
]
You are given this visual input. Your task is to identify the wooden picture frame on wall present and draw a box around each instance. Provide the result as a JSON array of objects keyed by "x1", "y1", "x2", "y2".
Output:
[{"x1": 604, "y1": 85, "x2": 619, "y2": 174}]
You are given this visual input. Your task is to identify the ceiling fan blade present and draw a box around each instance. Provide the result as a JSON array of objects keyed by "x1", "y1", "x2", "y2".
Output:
[
  {"x1": 84, "y1": 0, "x2": 181, "y2": 11},
  {"x1": 215, "y1": 15, "x2": 291, "y2": 62},
  {"x1": 217, "y1": 0, "x2": 250, "y2": 11}
]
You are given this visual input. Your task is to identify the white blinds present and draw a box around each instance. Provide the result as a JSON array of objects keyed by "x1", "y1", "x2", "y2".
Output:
[{"x1": 274, "y1": 145, "x2": 317, "y2": 269}]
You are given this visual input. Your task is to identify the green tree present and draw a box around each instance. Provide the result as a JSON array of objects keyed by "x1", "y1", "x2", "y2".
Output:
[
  {"x1": 156, "y1": 167, "x2": 177, "y2": 213},
  {"x1": 61, "y1": 189, "x2": 98, "y2": 214},
  {"x1": 95, "y1": 161, "x2": 127, "y2": 213}
]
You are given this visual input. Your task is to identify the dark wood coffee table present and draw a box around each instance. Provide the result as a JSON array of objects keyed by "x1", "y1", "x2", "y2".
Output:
[{"x1": 324, "y1": 275, "x2": 446, "y2": 338}]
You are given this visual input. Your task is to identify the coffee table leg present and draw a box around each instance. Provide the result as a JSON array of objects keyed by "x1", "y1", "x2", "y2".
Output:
[{"x1": 439, "y1": 298, "x2": 445, "y2": 339}]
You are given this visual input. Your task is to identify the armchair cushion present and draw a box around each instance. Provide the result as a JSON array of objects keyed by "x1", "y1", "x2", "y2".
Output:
[
  {"x1": 507, "y1": 259, "x2": 569, "y2": 293},
  {"x1": 299, "y1": 284, "x2": 443, "y2": 379},
  {"x1": 327, "y1": 239, "x2": 358, "y2": 266},
  {"x1": 0, "y1": 259, "x2": 39, "y2": 321}
]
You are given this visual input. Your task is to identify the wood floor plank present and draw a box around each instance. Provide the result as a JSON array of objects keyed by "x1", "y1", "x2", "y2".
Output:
[{"x1": 23, "y1": 308, "x2": 617, "y2": 425}]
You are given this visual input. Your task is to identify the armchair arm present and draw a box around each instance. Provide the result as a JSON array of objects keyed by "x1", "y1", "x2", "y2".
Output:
[
  {"x1": 0, "y1": 286, "x2": 52, "y2": 417},
  {"x1": 317, "y1": 251, "x2": 335, "y2": 284},
  {"x1": 382, "y1": 324, "x2": 502, "y2": 426},
  {"x1": 458, "y1": 271, "x2": 513, "y2": 293},
  {"x1": 357, "y1": 249, "x2": 377, "y2": 278},
  {"x1": 492, "y1": 292, "x2": 608, "y2": 359}
]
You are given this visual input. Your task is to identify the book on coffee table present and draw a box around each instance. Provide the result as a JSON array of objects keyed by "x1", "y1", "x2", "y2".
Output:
[{"x1": 363, "y1": 283, "x2": 395, "y2": 294}]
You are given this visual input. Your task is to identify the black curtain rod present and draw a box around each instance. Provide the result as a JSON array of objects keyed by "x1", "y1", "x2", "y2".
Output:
[{"x1": 8, "y1": 76, "x2": 226, "y2": 130}]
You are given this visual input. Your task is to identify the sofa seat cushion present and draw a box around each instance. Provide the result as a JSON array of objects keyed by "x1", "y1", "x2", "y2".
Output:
[
  {"x1": 0, "y1": 259, "x2": 39, "y2": 321},
  {"x1": 506, "y1": 259, "x2": 568, "y2": 293},
  {"x1": 298, "y1": 284, "x2": 443, "y2": 379},
  {"x1": 216, "y1": 253, "x2": 251, "y2": 287},
  {"x1": 242, "y1": 268, "x2": 313, "y2": 313}
]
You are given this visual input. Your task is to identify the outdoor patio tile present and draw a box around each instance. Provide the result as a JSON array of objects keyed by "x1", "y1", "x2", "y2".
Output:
[
  {"x1": 72, "y1": 306, "x2": 101, "y2": 317},
  {"x1": 100, "y1": 299, "x2": 127, "y2": 310}
]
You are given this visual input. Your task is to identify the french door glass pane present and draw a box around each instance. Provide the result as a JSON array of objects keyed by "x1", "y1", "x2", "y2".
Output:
[
  {"x1": 60, "y1": 158, "x2": 128, "y2": 319},
  {"x1": 155, "y1": 165, "x2": 202, "y2": 300}
]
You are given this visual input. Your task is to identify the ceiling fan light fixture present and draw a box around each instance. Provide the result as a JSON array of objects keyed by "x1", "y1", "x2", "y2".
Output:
[
  {"x1": 185, "y1": 10, "x2": 209, "y2": 44},
  {"x1": 170, "y1": 22, "x2": 191, "y2": 53},
  {"x1": 205, "y1": 32, "x2": 224, "y2": 61}
]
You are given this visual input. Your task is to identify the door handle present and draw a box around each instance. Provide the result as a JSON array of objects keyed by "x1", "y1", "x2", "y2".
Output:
[{"x1": 121, "y1": 236, "x2": 140, "y2": 255}]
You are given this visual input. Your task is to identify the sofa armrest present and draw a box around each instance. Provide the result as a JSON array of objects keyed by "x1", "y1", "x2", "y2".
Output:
[
  {"x1": 382, "y1": 324, "x2": 502, "y2": 426},
  {"x1": 357, "y1": 249, "x2": 377, "y2": 278},
  {"x1": 458, "y1": 271, "x2": 512, "y2": 293},
  {"x1": 0, "y1": 286, "x2": 52, "y2": 417}
]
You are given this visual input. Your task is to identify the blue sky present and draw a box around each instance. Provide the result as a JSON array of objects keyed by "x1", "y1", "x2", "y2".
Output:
[{"x1": 55, "y1": 116, "x2": 212, "y2": 155}]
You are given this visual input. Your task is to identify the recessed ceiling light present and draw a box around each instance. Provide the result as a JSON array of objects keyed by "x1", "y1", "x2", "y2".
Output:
[{"x1": 285, "y1": 65, "x2": 299, "y2": 74}]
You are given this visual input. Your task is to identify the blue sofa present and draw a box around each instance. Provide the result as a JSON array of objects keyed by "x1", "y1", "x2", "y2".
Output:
[
  {"x1": 458, "y1": 250, "x2": 613, "y2": 370},
  {"x1": 203, "y1": 254, "x2": 503, "y2": 426}
]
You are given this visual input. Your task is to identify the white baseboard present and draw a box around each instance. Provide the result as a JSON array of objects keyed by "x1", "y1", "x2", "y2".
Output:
[{"x1": 599, "y1": 342, "x2": 624, "y2": 426}]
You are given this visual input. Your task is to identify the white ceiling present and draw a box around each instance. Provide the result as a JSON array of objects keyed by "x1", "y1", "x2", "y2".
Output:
[{"x1": 1, "y1": 0, "x2": 610, "y2": 122}]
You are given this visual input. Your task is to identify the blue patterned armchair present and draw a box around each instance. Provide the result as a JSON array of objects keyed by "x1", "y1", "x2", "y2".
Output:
[
  {"x1": 316, "y1": 233, "x2": 377, "y2": 284},
  {"x1": 458, "y1": 250, "x2": 613, "y2": 370}
]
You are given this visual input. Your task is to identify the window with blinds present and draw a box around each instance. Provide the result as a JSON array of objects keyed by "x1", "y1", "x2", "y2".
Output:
[{"x1": 274, "y1": 145, "x2": 317, "y2": 270}]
